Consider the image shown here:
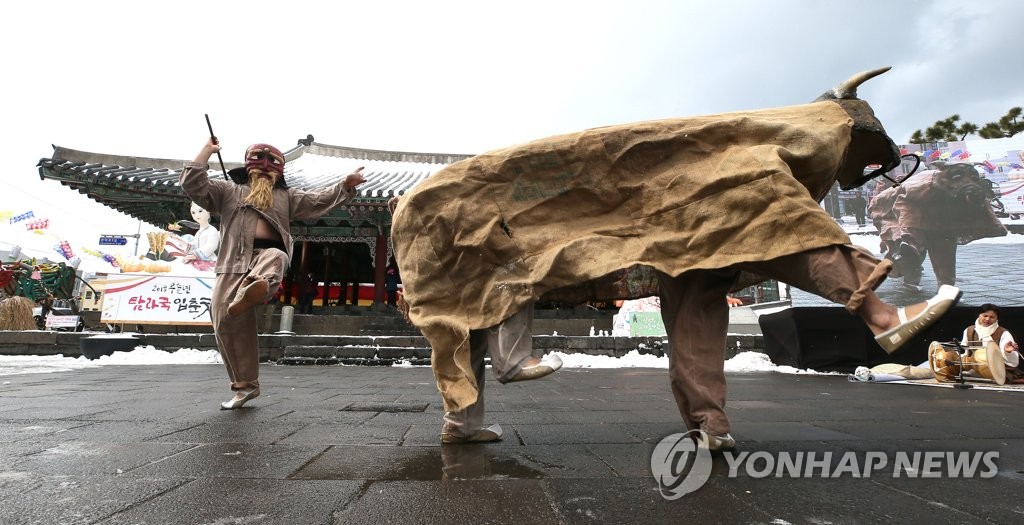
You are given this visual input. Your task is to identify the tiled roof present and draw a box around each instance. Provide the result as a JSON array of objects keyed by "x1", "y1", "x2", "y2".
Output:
[
  {"x1": 287, "y1": 143, "x2": 471, "y2": 198},
  {"x1": 36, "y1": 140, "x2": 474, "y2": 230}
]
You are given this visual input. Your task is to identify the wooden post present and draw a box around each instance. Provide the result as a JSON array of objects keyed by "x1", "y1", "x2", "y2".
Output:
[{"x1": 373, "y1": 233, "x2": 387, "y2": 305}]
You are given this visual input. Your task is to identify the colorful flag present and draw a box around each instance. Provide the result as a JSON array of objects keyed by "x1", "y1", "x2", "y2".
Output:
[
  {"x1": 983, "y1": 160, "x2": 996, "y2": 172},
  {"x1": 24, "y1": 218, "x2": 49, "y2": 231},
  {"x1": 53, "y1": 240, "x2": 74, "y2": 260},
  {"x1": 930, "y1": 150, "x2": 942, "y2": 160},
  {"x1": 9, "y1": 211, "x2": 34, "y2": 224},
  {"x1": 958, "y1": 150, "x2": 970, "y2": 160}
]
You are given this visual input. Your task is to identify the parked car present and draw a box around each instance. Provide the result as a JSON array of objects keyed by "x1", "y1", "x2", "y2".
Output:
[{"x1": 32, "y1": 306, "x2": 85, "y2": 332}]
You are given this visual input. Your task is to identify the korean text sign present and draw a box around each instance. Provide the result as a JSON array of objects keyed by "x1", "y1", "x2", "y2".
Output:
[{"x1": 100, "y1": 274, "x2": 214, "y2": 325}]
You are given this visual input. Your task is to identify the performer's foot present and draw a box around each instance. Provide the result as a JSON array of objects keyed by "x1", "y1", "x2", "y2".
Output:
[
  {"x1": 874, "y1": 285, "x2": 961, "y2": 354},
  {"x1": 441, "y1": 423, "x2": 503, "y2": 444},
  {"x1": 698, "y1": 432, "x2": 736, "y2": 452},
  {"x1": 228, "y1": 280, "x2": 270, "y2": 316},
  {"x1": 220, "y1": 388, "x2": 260, "y2": 410},
  {"x1": 508, "y1": 354, "x2": 563, "y2": 382}
]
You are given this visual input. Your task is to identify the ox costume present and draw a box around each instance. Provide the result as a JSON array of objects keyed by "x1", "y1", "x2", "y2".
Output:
[
  {"x1": 181, "y1": 144, "x2": 357, "y2": 409},
  {"x1": 391, "y1": 68, "x2": 962, "y2": 446}
]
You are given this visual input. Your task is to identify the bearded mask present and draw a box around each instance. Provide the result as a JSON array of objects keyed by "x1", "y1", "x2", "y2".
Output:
[
  {"x1": 245, "y1": 144, "x2": 285, "y2": 178},
  {"x1": 243, "y1": 144, "x2": 285, "y2": 210}
]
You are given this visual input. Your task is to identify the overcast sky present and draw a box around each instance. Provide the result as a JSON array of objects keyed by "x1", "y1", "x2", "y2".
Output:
[{"x1": 2, "y1": 0, "x2": 1022, "y2": 269}]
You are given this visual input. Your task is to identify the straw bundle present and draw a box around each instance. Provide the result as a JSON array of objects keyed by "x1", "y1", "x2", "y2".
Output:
[{"x1": 0, "y1": 296, "x2": 37, "y2": 331}]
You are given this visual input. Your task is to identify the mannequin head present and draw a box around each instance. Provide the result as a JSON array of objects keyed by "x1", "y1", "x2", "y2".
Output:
[{"x1": 190, "y1": 202, "x2": 211, "y2": 228}]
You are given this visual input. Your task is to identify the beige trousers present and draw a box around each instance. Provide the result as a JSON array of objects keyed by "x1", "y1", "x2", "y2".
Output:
[
  {"x1": 657, "y1": 244, "x2": 890, "y2": 436},
  {"x1": 442, "y1": 303, "x2": 536, "y2": 437},
  {"x1": 211, "y1": 247, "x2": 289, "y2": 392}
]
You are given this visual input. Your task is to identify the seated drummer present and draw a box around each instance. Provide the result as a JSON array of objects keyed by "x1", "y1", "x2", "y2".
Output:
[{"x1": 962, "y1": 304, "x2": 1022, "y2": 382}]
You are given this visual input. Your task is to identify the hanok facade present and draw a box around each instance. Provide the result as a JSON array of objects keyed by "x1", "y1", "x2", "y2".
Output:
[{"x1": 37, "y1": 138, "x2": 473, "y2": 306}]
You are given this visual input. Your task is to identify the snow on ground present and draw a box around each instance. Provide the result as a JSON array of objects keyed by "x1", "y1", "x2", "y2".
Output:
[
  {"x1": 547, "y1": 349, "x2": 836, "y2": 375},
  {"x1": 550, "y1": 349, "x2": 668, "y2": 369},
  {"x1": 0, "y1": 346, "x2": 221, "y2": 378},
  {"x1": 0, "y1": 347, "x2": 834, "y2": 377}
]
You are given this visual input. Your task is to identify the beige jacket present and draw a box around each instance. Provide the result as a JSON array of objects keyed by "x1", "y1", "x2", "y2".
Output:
[{"x1": 180, "y1": 163, "x2": 356, "y2": 274}]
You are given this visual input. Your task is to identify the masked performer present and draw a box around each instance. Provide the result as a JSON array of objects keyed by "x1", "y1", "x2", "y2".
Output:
[
  {"x1": 391, "y1": 68, "x2": 962, "y2": 448},
  {"x1": 181, "y1": 139, "x2": 365, "y2": 409}
]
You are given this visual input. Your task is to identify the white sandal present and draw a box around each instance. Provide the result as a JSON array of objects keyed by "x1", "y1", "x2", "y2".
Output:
[
  {"x1": 220, "y1": 388, "x2": 260, "y2": 410},
  {"x1": 874, "y1": 285, "x2": 961, "y2": 354}
]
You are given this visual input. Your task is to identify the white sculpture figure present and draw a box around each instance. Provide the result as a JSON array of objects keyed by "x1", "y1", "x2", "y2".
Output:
[
  {"x1": 181, "y1": 202, "x2": 219, "y2": 262},
  {"x1": 166, "y1": 202, "x2": 220, "y2": 271}
]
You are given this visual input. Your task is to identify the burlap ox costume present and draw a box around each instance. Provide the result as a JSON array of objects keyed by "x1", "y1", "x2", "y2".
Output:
[
  {"x1": 391, "y1": 68, "x2": 962, "y2": 447},
  {"x1": 181, "y1": 140, "x2": 364, "y2": 409}
]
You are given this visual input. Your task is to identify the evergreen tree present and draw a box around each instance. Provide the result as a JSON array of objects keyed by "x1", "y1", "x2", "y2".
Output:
[
  {"x1": 910, "y1": 108, "x2": 1022, "y2": 143},
  {"x1": 978, "y1": 107, "x2": 1023, "y2": 139},
  {"x1": 909, "y1": 114, "x2": 978, "y2": 144}
]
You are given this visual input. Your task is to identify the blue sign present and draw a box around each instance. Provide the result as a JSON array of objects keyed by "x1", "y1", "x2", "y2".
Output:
[{"x1": 99, "y1": 236, "x2": 128, "y2": 246}]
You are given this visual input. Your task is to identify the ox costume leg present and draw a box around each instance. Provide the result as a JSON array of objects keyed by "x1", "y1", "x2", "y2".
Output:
[
  {"x1": 483, "y1": 303, "x2": 563, "y2": 384},
  {"x1": 441, "y1": 330, "x2": 496, "y2": 442},
  {"x1": 211, "y1": 247, "x2": 288, "y2": 409},
  {"x1": 487, "y1": 302, "x2": 537, "y2": 382},
  {"x1": 657, "y1": 268, "x2": 736, "y2": 438},
  {"x1": 925, "y1": 234, "x2": 958, "y2": 287},
  {"x1": 441, "y1": 303, "x2": 562, "y2": 443},
  {"x1": 658, "y1": 244, "x2": 891, "y2": 446}
]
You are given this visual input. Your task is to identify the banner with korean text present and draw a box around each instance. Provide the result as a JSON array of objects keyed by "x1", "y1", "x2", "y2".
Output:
[{"x1": 99, "y1": 274, "x2": 214, "y2": 325}]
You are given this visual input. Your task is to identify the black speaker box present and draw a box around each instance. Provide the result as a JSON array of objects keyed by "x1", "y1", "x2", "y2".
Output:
[{"x1": 758, "y1": 306, "x2": 1023, "y2": 373}]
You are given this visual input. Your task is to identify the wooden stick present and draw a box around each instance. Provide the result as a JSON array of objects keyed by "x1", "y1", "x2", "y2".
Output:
[{"x1": 204, "y1": 114, "x2": 229, "y2": 180}]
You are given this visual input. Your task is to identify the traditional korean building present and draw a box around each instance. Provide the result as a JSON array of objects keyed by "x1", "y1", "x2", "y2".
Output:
[{"x1": 37, "y1": 137, "x2": 473, "y2": 306}]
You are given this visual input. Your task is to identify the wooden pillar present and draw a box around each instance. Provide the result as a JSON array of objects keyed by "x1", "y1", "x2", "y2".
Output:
[
  {"x1": 299, "y1": 241, "x2": 310, "y2": 275},
  {"x1": 322, "y1": 245, "x2": 331, "y2": 307},
  {"x1": 293, "y1": 240, "x2": 310, "y2": 305},
  {"x1": 373, "y1": 233, "x2": 387, "y2": 305}
]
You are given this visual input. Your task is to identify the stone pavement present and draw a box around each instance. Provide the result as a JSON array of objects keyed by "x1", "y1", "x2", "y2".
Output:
[{"x1": 1, "y1": 364, "x2": 1022, "y2": 524}]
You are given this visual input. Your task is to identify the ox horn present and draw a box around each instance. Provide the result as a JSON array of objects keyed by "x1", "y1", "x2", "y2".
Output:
[{"x1": 829, "y1": 66, "x2": 892, "y2": 99}]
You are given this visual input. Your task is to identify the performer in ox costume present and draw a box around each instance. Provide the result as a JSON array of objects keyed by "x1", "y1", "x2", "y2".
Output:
[{"x1": 391, "y1": 68, "x2": 962, "y2": 448}]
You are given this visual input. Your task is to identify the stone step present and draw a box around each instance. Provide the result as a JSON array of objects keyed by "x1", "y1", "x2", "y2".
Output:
[
  {"x1": 280, "y1": 345, "x2": 432, "y2": 366},
  {"x1": 2, "y1": 330, "x2": 765, "y2": 363},
  {"x1": 359, "y1": 329, "x2": 423, "y2": 336},
  {"x1": 279, "y1": 356, "x2": 432, "y2": 366},
  {"x1": 283, "y1": 345, "x2": 432, "y2": 359},
  {"x1": 360, "y1": 322, "x2": 419, "y2": 330}
]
